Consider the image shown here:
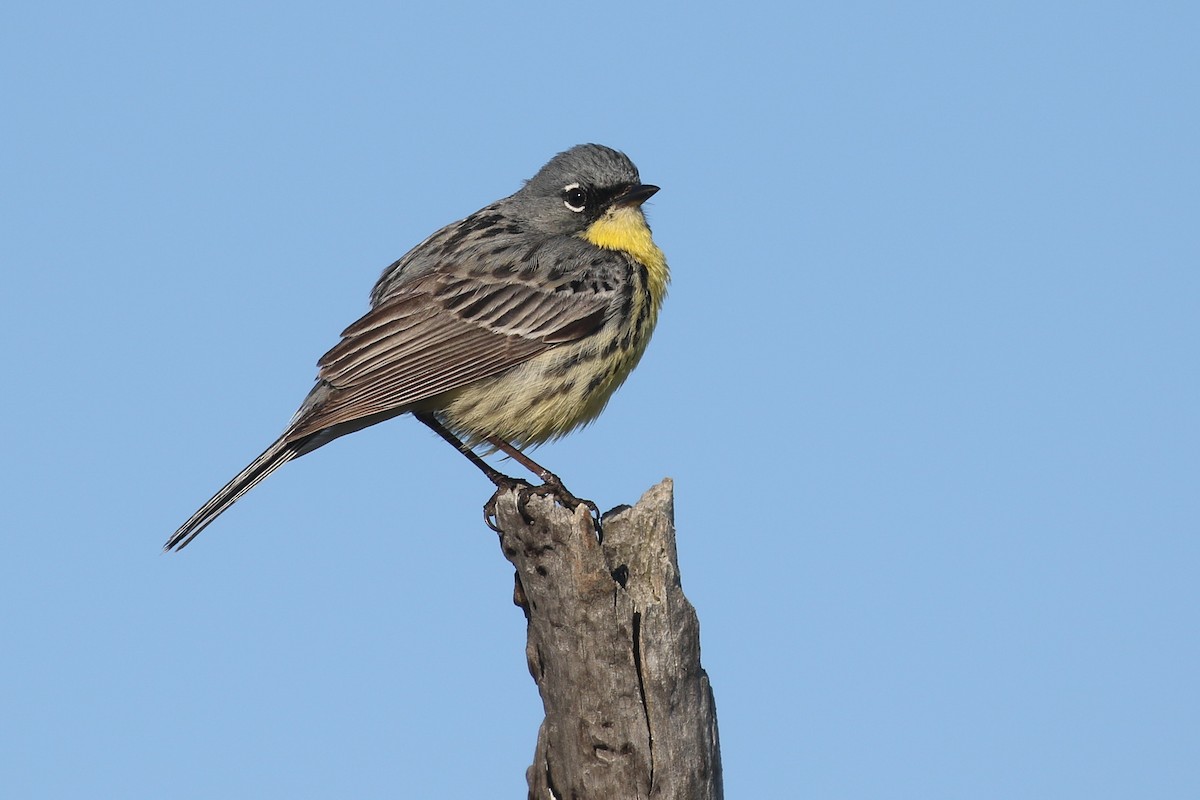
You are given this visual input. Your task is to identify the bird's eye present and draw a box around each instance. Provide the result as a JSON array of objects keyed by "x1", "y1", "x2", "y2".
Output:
[{"x1": 562, "y1": 183, "x2": 588, "y2": 213}]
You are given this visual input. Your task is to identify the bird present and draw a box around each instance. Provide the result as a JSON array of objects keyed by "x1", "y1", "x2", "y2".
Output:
[{"x1": 166, "y1": 144, "x2": 668, "y2": 550}]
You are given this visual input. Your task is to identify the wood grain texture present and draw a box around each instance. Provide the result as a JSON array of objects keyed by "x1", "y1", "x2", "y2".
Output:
[{"x1": 492, "y1": 479, "x2": 722, "y2": 800}]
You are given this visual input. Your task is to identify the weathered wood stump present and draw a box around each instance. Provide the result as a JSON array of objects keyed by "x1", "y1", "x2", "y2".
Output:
[{"x1": 491, "y1": 479, "x2": 722, "y2": 800}]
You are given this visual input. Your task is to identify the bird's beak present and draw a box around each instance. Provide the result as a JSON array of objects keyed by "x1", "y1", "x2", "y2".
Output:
[{"x1": 613, "y1": 183, "x2": 660, "y2": 207}]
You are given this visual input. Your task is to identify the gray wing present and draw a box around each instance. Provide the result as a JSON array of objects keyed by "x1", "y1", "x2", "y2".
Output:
[{"x1": 285, "y1": 242, "x2": 620, "y2": 442}]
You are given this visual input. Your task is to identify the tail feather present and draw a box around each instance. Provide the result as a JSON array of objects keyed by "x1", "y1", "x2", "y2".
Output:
[{"x1": 165, "y1": 435, "x2": 301, "y2": 551}]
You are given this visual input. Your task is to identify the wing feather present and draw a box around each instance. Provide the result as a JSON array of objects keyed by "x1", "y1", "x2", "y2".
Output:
[{"x1": 284, "y1": 263, "x2": 616, "y2": 441}]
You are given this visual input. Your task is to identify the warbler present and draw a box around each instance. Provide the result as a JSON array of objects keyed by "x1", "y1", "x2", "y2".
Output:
[{"x1": 166, "y1": 144, "x2": 668, "y2": 550}]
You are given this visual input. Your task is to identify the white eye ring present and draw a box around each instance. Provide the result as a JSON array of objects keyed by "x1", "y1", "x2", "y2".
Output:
[{"x1": 562, "y1": 182, "x2": 587, "y2": 213}]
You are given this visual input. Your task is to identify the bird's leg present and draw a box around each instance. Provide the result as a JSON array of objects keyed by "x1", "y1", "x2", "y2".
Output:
[
  {"x1": 413, "y1": 412, "x2": 598, "y2": 530},
  {"x1": 415, "y1": 412, "x2": 517, "y2": 487},
  {"x1": 412, "y1": 412, "x2": 525, "y2": 532},
  {"x1": 413, "y1": 412, "x2": 531, "y2": 530},
  {"x1": 484, "y1": 435, "x2": 601, "y2": 524}
]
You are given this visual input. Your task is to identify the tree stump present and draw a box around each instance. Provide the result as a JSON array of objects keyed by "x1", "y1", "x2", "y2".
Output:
[{"x1": 491, "y1": 479, "x2": 722, "y2": 800}]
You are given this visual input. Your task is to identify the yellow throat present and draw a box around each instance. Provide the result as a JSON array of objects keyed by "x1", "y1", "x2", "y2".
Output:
[{"x1": 581, "y1": 206, "x2": 670, "y2": 306}]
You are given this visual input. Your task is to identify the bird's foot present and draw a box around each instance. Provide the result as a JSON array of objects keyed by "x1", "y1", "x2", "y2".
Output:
[
  {"x1": 525, "y1": 475, "x2": 601, "y2": 525},
  {"x1": 482, "y1": 473, "x2": 600, "y2": 535},
  {"x1": 483, "y1": 474, "x2": 531, "y2": 532}
]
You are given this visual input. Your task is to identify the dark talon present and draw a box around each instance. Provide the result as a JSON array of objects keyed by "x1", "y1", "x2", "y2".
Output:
[
  {"x1": 513, "y1": 484, "x2": 537, "y2": 525},
  {"x1": 482, "y1": 477, "x2": 537, "y2": 527},
  {"x1": 582, "y1": 498, "x2": 601, "y2": 521},
  {"x1": 483, "y1": 491, "x2": 503, "y2": 533},
  {"x1": 519, "y1": 476, "x2": 601, "y2": 536}
]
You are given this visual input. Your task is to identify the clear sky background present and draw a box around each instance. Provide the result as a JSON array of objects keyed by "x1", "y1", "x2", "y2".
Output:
[{"x1": 2, "y1": 2, "x2": 1196, "y2": 797}]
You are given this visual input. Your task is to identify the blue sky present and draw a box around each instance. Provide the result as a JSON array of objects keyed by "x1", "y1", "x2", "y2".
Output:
[{"x1": 2, "y1": 1, "x2": 1197, "y2": 797}]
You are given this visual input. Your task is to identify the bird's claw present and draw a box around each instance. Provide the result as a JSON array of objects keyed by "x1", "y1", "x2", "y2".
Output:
[{"x1": 482, "y1": 475, "x2": 601, "y2": 535}]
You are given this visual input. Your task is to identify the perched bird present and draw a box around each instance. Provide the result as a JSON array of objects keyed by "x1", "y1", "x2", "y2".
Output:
[{"x1": 166, "y1": 144, "x2": 668, "y2": 550}]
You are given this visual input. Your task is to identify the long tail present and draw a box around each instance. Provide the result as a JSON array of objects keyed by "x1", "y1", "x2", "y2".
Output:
[{"x1": 164, "y1": 435, "x2": 302, "y2": 552}]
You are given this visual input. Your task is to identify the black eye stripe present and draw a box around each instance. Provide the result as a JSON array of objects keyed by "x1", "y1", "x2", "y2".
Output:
[
  {"x1": 595, "y1": 184, "x2": 631, "y2": 207},
  {"x1": 561, "y1": 183, "x2": 631, "y2": 212}
]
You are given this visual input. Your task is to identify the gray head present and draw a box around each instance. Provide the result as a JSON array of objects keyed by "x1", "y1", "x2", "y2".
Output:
[{"x1": 507, "y1": 144, "x2": 659, "y2": 235}]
